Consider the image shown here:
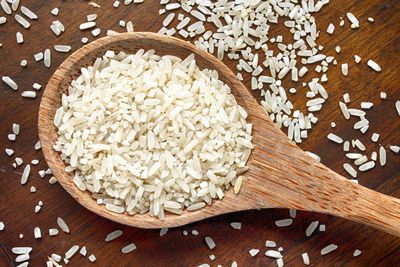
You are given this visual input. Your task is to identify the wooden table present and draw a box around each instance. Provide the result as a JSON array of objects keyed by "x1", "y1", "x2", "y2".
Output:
[{"x1": 0, "y1": 0, "x2": 399, "y2": 266}]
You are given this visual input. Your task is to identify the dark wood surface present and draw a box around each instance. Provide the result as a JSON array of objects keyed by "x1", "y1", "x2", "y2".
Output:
[{"x1": 0, "y1": 0, "x2": 399, "y2": 266}]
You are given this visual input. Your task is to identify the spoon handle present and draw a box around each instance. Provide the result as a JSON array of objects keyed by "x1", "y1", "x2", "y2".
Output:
[
  {"x1": 249, "y1": 140, "x2": 400, "y2": 236},
  {"x1": 316, "y1": 174, "x2": 400, "y2": 237}
]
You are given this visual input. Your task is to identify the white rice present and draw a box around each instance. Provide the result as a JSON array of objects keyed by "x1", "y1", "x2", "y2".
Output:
[
  {"x1": 326, "y1": 23, "x2": 335, "y2": 34},
  {"x1": 54, "y1": 45, "x2": 72, "y2": 53},
  {"x1": 230, "y1": 222, "x2": 241, "y2": 230},
  {"x1": 21, "y1": 164, "x2": 31, "y2": 184},
  {"x1": 306, "y1": 221, "x2": 319, "y2": 237},
  {"x1": 65, "y1": 245, "x2": 79, "y2": 259},
  {"x1": 21, "y1": 91, "x2": 36, "y2": 98},
  {"x1": 15, "y1": 14, "x2": 31, "y2": 28},
  {"x1": 57, "y1": 217, "x2": 70, "y2": 233},
  {"x1": 44, "y1": 48, "x2": 51, "y2": 67},
  {"x1": 162, "y1": 13, "x2": 174, "y2": 27},
  {"x1": 16, "y1": 32, "x2": 24, "y2": 44},
  {"x1": 34, "y1": 52, "x2": 43, "y2": 61},
  {"x1": 79, "y1": 246, "x2": 87, "y2": 256},
  {"x1": 205, "y1": 237, "x2": 216, "y2": 249},
  {"x1": 302, "y1": 252, "x2": 310, "y2": 265},
  {"x1": 0, "y1": 0, "x2": 11, "y2": 14},
  {"x1": 353, "y1": 249, "x2": 362, "y2": 257},
  {"x1": 2, "y1": 76, "x2": 18, "y2": 90},
  {"x1": 12, "y1": 247, "x2": 32, "y2": 254},
  {"x1": 275, "y1": 218, "x2": 293, "y2": 227},
  {"x1": 88, "y1": 254, "x2": 96, "y2": 262},
  {"x1": 34, "y1": 227, "x2": 42, "y2": 239},
  {"x1": 159, "y1": 228, "x2": 168, "y2": 236},
  {"x1": 379, "y1": 146, "x2": 386, "y2": 166},
  {"x1": 105, "y1": 230, "x2": 123, "y2": 241},
  {"x1": 265, "y1": 250, "x2": 282, "y2": 259},
  {"x1": 359, "y1": 161, "x2": 375, "y2": 172},
  {"x1": 367, "y1": 59, "x2": 381, "y2": 72},
  {"x1": 321, "y1": 244, "x2": 338, "y2": 255},
  {"x1": 87, "y1": 14, "x2": 97, "y2": 21},
  {"x1": 265, "y1": 240, "x2": 276, "y2": 247},
  {"x1": 51, "y1": 8, "x2": 59, "y2": 16},
  {"x1": 79, "y1": 21, "x2": 96, "y2": 30},
  {"x1": 341, "y1": 63, "x2": 348, "y2": 76},
  {"x1": 49, "y1": 228, "x2": 59, "y2": 236},
  {"x1": 54, "y1": 50, "x2": 252, "y2": 217},
  {"x1": 5, "y1": 148, "x2": 14, "y2": 156},
  {"x1": 249, "y1": 249, "x2": 259, "y2": 257},
  {"x1": 346, "y1": 12, "x2": 359, "y2": 28},
  {"x1": 327, "y1": 133, "x2": 343, "y2": 144},
  {"x1": 21, "y1": 6, "x2": 38, "y2": 20},
  {"x1": 390, "y1": 145, "x2": 400, "y2": 153},
  {"x1": 343, "y1": 163, "x2": 357, "y2": 178},
  {"x1": 15, "y1": 254, "x2": 29, "y2": 263},
  {"x1": 121, "y1": 243, "x2": 136, "y2": 254}
]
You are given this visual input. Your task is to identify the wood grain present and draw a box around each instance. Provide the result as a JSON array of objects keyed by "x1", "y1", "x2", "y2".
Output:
[
  {"x1": 0, "y1": 0, "x2": 399, "y2": 266},
  {"x1": 39, "y1": 32, "x2": 400, "y2": 236}
]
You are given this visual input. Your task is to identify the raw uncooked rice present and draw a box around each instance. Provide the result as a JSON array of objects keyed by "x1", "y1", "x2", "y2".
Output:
[{"x1": 54, "y1": 50, "x2": 253, "y2": 219}]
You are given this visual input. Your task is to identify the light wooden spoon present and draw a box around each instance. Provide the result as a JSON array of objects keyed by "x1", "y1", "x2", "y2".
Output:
[{"x1": 38, "y1": 32, "x2": 400, "y2": 236}]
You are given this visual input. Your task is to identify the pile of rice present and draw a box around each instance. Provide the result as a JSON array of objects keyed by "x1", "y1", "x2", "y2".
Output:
[{"x1": 53, "y1": 49, "x2": 253, "y2": 219}]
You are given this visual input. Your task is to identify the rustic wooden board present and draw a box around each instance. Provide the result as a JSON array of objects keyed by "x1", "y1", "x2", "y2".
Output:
[{"x1": 0, "y1": 0, "x2": 399, "y2": 266}]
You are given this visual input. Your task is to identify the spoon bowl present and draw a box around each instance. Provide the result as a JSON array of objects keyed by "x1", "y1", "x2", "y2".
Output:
[{"x1": 39, "y1": 32, "x2": 400, "y2": 235}]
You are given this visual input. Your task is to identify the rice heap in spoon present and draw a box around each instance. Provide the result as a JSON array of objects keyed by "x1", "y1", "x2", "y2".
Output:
[{"x1": 54, "y1": 49, "x2": 253, "y2": 219}]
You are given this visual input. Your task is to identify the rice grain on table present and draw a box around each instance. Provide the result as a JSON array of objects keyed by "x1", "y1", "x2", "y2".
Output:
[
  {"x1": 54, "y1": 45, "x2": 72, "y2": 53},
  {"x1": 249, "y1": 249, "x2": 259, "y2": 257},
  {"x1": 275, "y1": 219, "x2": 293, "y2": 227},
  {"x1": 105, "y1": 230, "x2": 123, "y2": 241},
  {"x1": 0, "y1": 0, "x2": 11, "y2": 14},
  {"x1": 65, "y1": 245, "x2": 79, "y2": 259},
  {"x1": 88, "y1": 254, "x2": 96, "y2": 262},
  {"x1": 49, "y1": 228, "x2": 59, "y2": 236},
  {"x1": 57, "y1": 217, "x2": 70, "y2": 233},
  {"x1": 343, "y1": 163, "x2": 357, "y2": 178},
  {"x1": 15, "y1": 254, "x2": 29, "y2": 263},
  {"x1": 21, "y1": 164, "x2": 31, "y2": 184},
  {"x1": 359, "y1": 161, "x2": 375, "y2": 171},
  {"x1": 2, "y1": 76, "x2": 18, "y2": 90},
  {"x1": 379, "y1": 146, "x2": 386, "y2": 166},
  {"x1": 21, "y1": 6, "x2": 38, "y2": 20},
  {"x1": 390, "y1": 145, "x2": 400, "y2": 153},
  {"x1": 367, "y1": 59, "x2": 381, "y2": 72},
  {"x1": 15, "y1": 14, "x2": 31, "y2": 28},
  {"x1": 306, "y1": 221, "x2": 319, "y2": 237},
  {"x1": 302, "y1": 252, "x2": 310, "y2": 265},
  {"x1": 265, "y1": 250, "x2": 282, "y2": 259},
  {"x1": 321, "y1": 244, "x2": 338, "y2": 255},
  {"x1": 346, "y1": 12, "x2": 359, "y2": 28},
  {"x1": 34, "y1": 227, "x2": 42, "y2": 239},
  {"x1": 21, "y1": 91, "x2": 36, "y2": 98},
  {"x1": 121, "y1": 243, "x2": 136, "y2": 254},
  {"x1": 44, "y1": 48, "x2": 51, "y2": 67},
  {"x1": 205, "y1": 237, "x2": 216, "y2": 249},
  {"x1": 12, "y1": 247, "x2": 32, "y2": 254},
  {"x1": 353, "y1": 249, "x2": 362, "y2": 257},
  {"x1": 16, "y1": 32, "x2": 24, "y2": 44},
  {"x1": 327, "y1": 133, "x2": 343, "y2": 144},
  {"x1": 230, "y1": 222, "x2": 241, "y2": 230}
]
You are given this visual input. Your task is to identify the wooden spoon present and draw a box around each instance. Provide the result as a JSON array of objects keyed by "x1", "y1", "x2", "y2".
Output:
[{"x1": 38, "y1": 32, "x2": 400, "y2": 236}]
